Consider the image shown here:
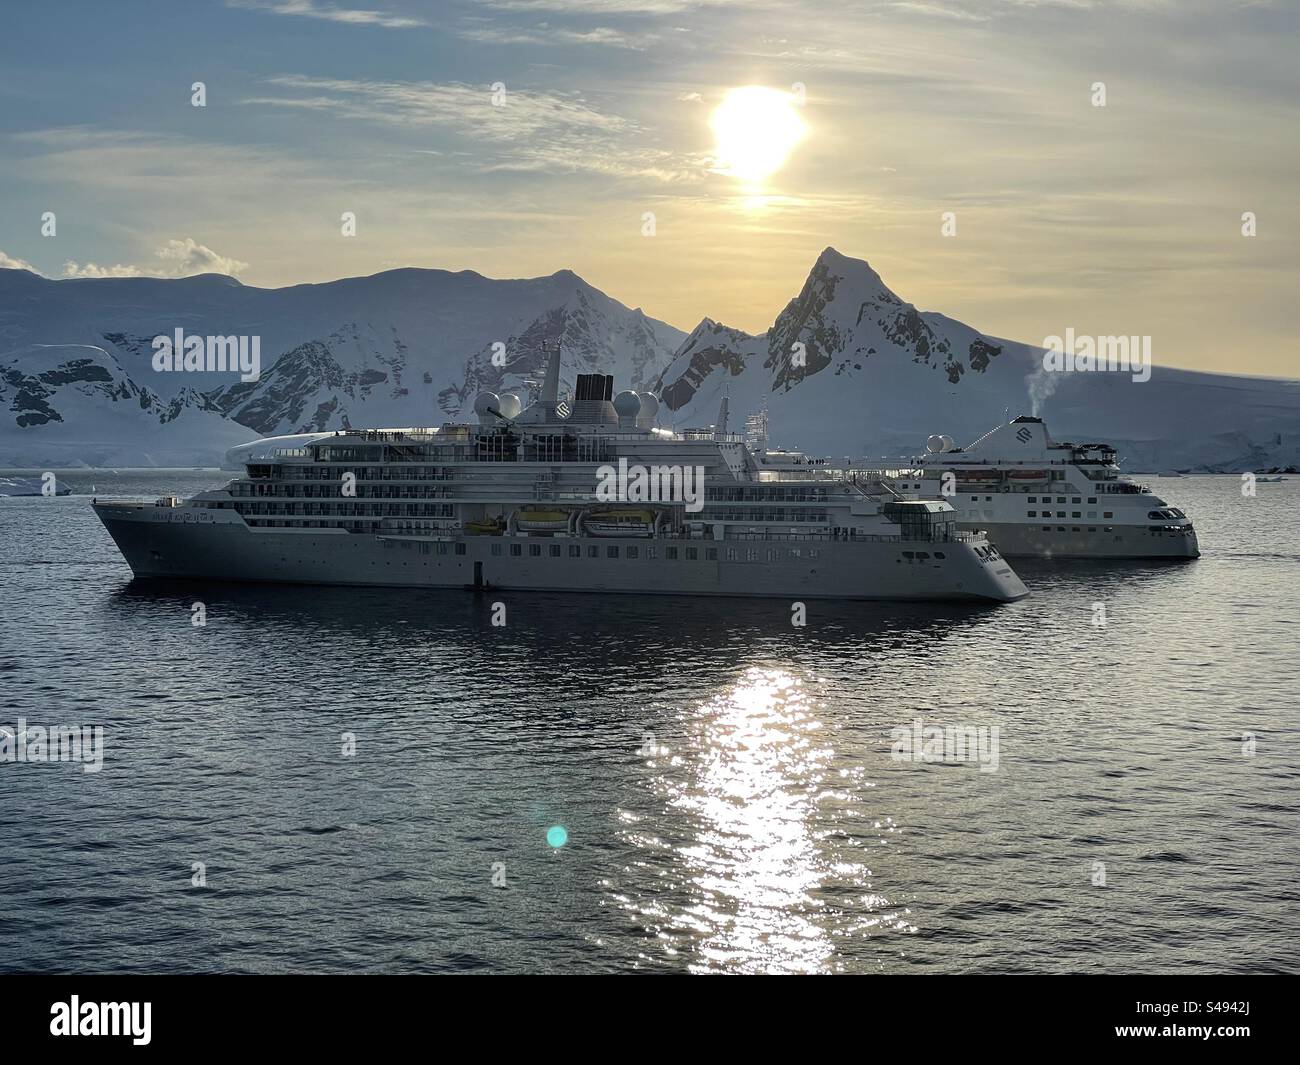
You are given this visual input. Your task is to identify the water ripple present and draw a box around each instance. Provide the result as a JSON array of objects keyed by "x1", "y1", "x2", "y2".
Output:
[{"x1": 0, "y1": 472, "x2": 1297, "y2": 973}]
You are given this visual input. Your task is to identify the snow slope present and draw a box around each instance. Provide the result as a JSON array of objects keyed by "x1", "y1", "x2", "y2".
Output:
[
  {"x1": 655, "y1": 247, "x2": 1300, "y2": 470},
  {"x1": 0, "y1": 343, "x2": 250, "y2": 467},
  {"x1": 4, "y1": 250, "x2": 1297, "y2": 471},
  {"x1": 0, "y1": 266, "x2": 685, "y2": 464}
]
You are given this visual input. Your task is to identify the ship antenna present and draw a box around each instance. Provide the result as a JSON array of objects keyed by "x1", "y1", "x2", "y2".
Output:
[{"x1": 541, "y1": 340, "x2": 561, "y2": 411}]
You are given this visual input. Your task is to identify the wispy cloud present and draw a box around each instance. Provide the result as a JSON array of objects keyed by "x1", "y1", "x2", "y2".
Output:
[
  {"x1": 7, "y1": 127, "x2": 336, "y2": 202},
  {"x1": 481, "y1": 0, "x2": 737, "y2": 12},
  {"x1": 245, "y1": 75, "x2": 706, "y2": 180},
  {"x1": 7, "y1": 0, "x2": 1295, "y2": 374},
  {"x1": 457, "y1": 23, "x2": 658, "y2": 49},
  {"x1": 226, "y1": 0, "x2": 427, "y2": 29},
  {"x1": 250, "y1": 75, "x2": 627, "y2": 133},
  {"x1": 886, "y1": 1, "x2": 993, "y2": 21}
]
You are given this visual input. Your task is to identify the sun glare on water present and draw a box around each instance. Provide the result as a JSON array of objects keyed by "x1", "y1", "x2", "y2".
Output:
[{"x1": 710, "y1": 86, "x2": 807, "y2": 184}]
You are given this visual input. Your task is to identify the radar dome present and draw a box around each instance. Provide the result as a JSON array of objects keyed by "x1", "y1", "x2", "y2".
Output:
[
  {"x1": 473, "y1": 391, "x2": 500, "y2": 417},
  {"x1": 613, "y1": 390, "x2": 643, "y2": 417},
  {"x1": 926, "y1": 434, "x2": 945, "y2": 454},
  {"x1": 939, "y1": 435, "x2": 955, "y2": 451},
  {"x1": 496, "y1": 392, "x2": 523, "y2": 419},
  {"x1": 636, "y1": 392, "x2": 660, "y2": 419}
]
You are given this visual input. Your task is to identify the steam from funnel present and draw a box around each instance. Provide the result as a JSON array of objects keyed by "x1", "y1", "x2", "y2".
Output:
[{"x1": 1026, "y1": 362, "x2": 1058, "y2": 418}]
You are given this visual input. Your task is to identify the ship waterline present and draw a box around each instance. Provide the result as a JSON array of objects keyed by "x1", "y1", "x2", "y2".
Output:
[{"x1": 92, "y1": 355, "x2": 1028, "y2": 603}]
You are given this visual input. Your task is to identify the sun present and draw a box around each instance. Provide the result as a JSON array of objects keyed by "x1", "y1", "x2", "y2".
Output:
[{"x1": 709, "y1": 86, "x2": 807, "y2": 183}]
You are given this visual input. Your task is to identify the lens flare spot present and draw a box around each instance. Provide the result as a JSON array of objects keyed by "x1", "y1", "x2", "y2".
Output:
[{"x1": 546, "y1": 825, "x2": 568, "y2": 849}]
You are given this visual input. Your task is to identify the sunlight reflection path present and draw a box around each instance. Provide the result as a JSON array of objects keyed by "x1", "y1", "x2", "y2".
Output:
[{"x1": 617, "y1": 666, "x2": 916, "y2": 973}]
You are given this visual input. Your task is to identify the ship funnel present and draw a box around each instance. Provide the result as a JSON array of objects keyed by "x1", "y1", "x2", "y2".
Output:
[{"x1": 571, "y1": 374, "x2": 618, "y2": 424}]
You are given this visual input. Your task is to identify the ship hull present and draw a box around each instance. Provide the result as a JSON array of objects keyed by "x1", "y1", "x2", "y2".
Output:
[
  {"x1": 971, "y1": 521, "x2": 1199, "y2": 560},
  {"x1": 94, "y1": 504, "x2": 1028, "y2": 602}
]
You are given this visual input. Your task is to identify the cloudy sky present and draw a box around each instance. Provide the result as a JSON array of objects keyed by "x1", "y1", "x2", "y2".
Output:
[{"x1": 1, "y1": 0, "x2": 1296, "y2": 376}]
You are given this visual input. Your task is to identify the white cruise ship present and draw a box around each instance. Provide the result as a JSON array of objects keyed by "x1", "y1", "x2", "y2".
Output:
[
  {"x1": 92, "y1": 350, "x2": 1028, "y2": 602},
  {"x1": 893, "y1": 416, "x2": 1199, "y2": 560}
]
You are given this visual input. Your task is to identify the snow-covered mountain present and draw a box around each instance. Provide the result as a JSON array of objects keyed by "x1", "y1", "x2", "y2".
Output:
[
  {"x1": 656, "y1": 247, "x2": 1300, "y2": 471},
  {"x1": 0, "y1": 343, "x2": 251, "y2": 467},
  {"x1": 0, "y1": 265, "x2": 684, "y2": 465},
  {"x1": 3, "y1": 249, "x2": 1297, "y2": 471}
]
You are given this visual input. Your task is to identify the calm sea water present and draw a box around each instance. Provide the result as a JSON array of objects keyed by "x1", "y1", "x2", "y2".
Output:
[{"x1": 1, "y1": 470, "x2": 1297, "y2": 974}]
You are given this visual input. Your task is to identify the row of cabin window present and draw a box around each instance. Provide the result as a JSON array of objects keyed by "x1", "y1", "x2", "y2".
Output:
[
  {"x1": 1040, "y1": 526, "x2": 1115, "y2": 533},
  {"x1": 238, "y1": 484, "x2": 450, "y2": 498},
  {"x1": 489, "y1": 543, "x2": 823, "y2": 562},
  {"x1": 962, "y1": 495, "x2": 1101, "y2": 504},
  {"x1": 1029, "y1": 510, "x2": 1114, "y2": 519},
  {"x1": 247, "y1": 519, "x2": 383, "y2": 531},
  {"x1": 238, "y1": 501, "x2": 453, "y2": 514}
]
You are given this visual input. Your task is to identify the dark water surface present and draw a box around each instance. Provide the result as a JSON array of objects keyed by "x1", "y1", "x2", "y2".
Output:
[{"x1": 1, "y1": 470, "x2": 1297, "y2": 973}]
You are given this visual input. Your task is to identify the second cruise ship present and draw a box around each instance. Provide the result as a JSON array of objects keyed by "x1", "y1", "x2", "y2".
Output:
[
  {"x1": 92, "y1": 349, "x2": 1028, "y2": 602},
  {"x1": 894, "y1": 416, "x2": 1199, "y2": 560}
]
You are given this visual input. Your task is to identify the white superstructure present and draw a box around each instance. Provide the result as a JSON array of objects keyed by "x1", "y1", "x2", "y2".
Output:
[{"x1": 893, "y1": 416, "x2": 1199, "y2": 559}]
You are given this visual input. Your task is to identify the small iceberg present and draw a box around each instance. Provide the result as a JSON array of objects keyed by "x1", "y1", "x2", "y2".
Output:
[{"x1": 0, "y1": 475, "x2": 72, "y2": 497}]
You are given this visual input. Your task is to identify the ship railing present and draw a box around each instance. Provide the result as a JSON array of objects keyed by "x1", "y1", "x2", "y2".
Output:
[
  {"x1": 931, "y1": 458, "x2": 1072, "y2": 466},
  {"x1": 844, "y1": 467, "x2": 922, "y2": 480},
  {"x1": 713, "y1": 530, "x2": 891, "y2": 543},
  {"x1": 840, "y1": 473, "x2": 902, "y2": 499},
  {"x1": 766, "y1": 465, "x2": 919, "y2": 481},
  {"x1": 341, "y1": 428, "x2": 442, "y2": 442},
  {"x1": 95, "y1": 496, "x2": 188, "y2": 507},
  {"x1": 680, "y1": 430, "x2": 747, "y2": 443},
  {"x1": 648, "y1": 527, "x2": 982, "y2": 545},
  {"x1": 379, "y1": 518, "x2": 462, "y2": 535},
  {"x1": 756, "y1": 467, "x2": 858, "y2": 482}
]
